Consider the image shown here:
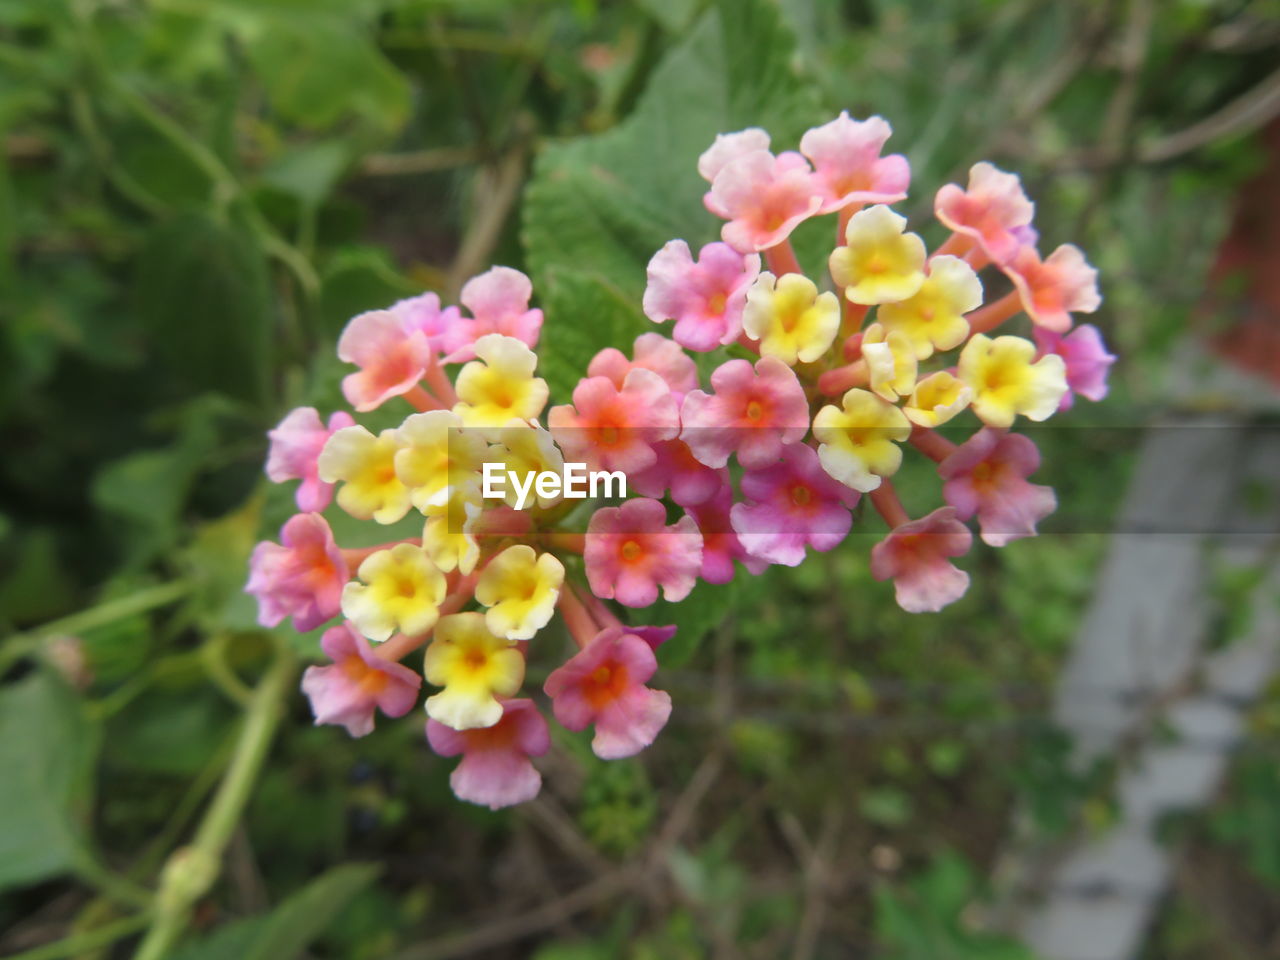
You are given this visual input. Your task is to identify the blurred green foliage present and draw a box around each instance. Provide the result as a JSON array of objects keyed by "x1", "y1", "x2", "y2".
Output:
[{"x1": 2, "y1": 0, "x2": 1278, "y2": 957}]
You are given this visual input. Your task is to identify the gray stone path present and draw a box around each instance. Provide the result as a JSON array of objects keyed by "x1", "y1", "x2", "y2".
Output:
[{"x1": 999, "y1": 414, "x2": 1279, "y2": 960}]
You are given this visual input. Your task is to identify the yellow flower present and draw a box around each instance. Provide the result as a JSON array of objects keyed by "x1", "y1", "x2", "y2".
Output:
[
  {"x1": 861, "y1": 323, "x2": 918, "y2": 402},
  {"x1": 395, "y1": 410, "x2": 488, "y2": 512},
  {"x1": 475, "y1": 545, "x2": 564, "y2": 641},
  {"x1": 811, "y1": 388, "x2": 911, "y2": 492},
  {"x1": 828, "y1": 205, "x2": 926, "y2": 305},
  {"x1": 421, "y1": 480, "x2": 483, "y2": 575},
  {"x1": 903, "y1": 371, "x2": 972, "y2": 428},
  {"x1": 317, "y1": 425, "x2": 412, "y2": 524},
  {"x1": 341, "y1": 543, "x2": 447, "y2": 643},
  {"x1": 877, "y1": 255, "x2": 983, "y2": 359},
  {"x1": 741, "y1": 272, "x2": 840, "y2": 366},
  {"x1": 452, "y1": 334, "x2": 549, "y2": 431},
  {"x1": 488, "y1": 419, "x2": 565, "y2": 510},
  {"x1": 958, "y1": 334, "x2": 1067, "y2": 428},
  {"x1": 424, "y1": 612, "x2": 525, "y2": 730}
]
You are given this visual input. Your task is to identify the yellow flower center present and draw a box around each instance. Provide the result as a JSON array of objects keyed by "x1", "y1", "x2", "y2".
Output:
[
  {"x1": 745, "y1": 400, "x2": 764, "y2": 421},
  {"x1": 791, "y1": 485, "x2": 812, "y2": 507},
  {"x1": 621, "y1": 539, "x2": 643, "y2": 562}
]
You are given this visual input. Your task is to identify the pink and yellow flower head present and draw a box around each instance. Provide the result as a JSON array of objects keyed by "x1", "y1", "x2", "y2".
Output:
[
  {"x1": 707, "y1": 149, "x2": 824, "y2": 253},
  {"x1": 730, "y1": 443, "x2": 858, "y2": 567},
  {"x1": 252, "y1": 110, "x2": 1113, "y2": 811},
  {"x1": 680, "y1": 356, "x2": 809, "y2": 469},
  {"x1": 475, "y1": 545, "x2": 564, "y2": 642},
  {"x1": 870, "y1": 506, "x2": 973, "y2": 613},
  {"x1": 587, "y1": 333, "x2": 699, "y2": 402},
  {"x1": 742, "y1": 272, "x2": 840, "y2": 365},
  {"x1": 934, "y1": 162, "x2": 1035, "y2": 265},
  {"x1": 318, "y1": 425, "x2": 413, "y2": 524},
  {"x1": 958, "y1": 334, "x2": 1068, "y2": 428},
  {"x1": 341, "y1": 543, "x2": 447, "y2": 643},
  {"x1": 426, "y1": 699, "x2": 550, "y2": 810},
  {"x1": 452, "y1": 334, "x2": 549, "y2": 430},
  {"x1": 812, "y1": 388, "x2": 912, "y2": 492},
  {"x1": 246, "y1": 513, "x2": 347, "y2": 632},
  {"x1": 799, "y1": 112, "x2": 910, "y2": 213},
  {"x1": 643, "y1": 240, "x2": 762, "y2": 351},
  {"x1": 877, "y1": 255, "x2": 983, "y2": 359},
  {"x1": 301, "y1": 623, "x2": 421, "y2": 737},
  {"x1": 828, "y1": 205, "x2": 927, "y2": 305},
  {"x1": 1034, "y1": 324, "x2": 1116, "y2": 410},
  {"x1": 1002, "y1": 244, "x2": 1101, "y2": 332},
  {"x1": 266, "y1": 407, "x2": 356, "y2": 513},
  {"x1": 337, "y1": 309, "x2": 433, "y2": 413},
  {"x1": 584, "y1": 497, "x2": 702, "y2": 607},
  {"x1": 940, "y1": 428, "x2": 1056, "y2": 547},
  {"x1": 548, "y1": 368, "x2": 679, "y2": 475},
  {"x1": 544, "y1": 628, "x2": 672, "y2": 760},
  {"x1": 423, "y1": 612, "x2": 525, "y2": 730}
]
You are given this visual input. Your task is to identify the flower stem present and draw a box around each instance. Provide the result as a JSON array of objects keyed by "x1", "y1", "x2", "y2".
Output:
[
  {"x1": 763, "y1": 239, "x2": 802, "y2": 276},
  {"x1": 909, "y1": 426, "x2": 958, "y2": 463},
  {"x1": 869, "y1": 482, "x2": 911, "y2": 529},
  {"x1": 404, "y1": 385, "x2": 443, "y2": 412},
  {"x1": 558, "y1": 585, "x2": 600, "y2": 649},
  {"x1": 966, "y1": 289, "x2": 1023, "y2": 335},
  {"x1": 817, "y1": 360, "x2": 868, "y2": 398}
]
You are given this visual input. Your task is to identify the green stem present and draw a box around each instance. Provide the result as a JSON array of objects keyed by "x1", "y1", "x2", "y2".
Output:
[
  {"x1": 132, "y1": 641, "x2": 297, "y2": 960},
  {"x1": 4, "y1": 913, "x2": 151, "y2": 960}
]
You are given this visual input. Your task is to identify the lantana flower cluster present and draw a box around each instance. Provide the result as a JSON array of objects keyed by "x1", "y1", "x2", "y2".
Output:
[{"x1": 247, "y1": 112, "x2": 1114, "y2": 810}]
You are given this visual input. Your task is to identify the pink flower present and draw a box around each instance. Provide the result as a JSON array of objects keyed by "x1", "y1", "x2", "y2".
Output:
[
  {"x1": 642, "y1": 241, "x2": 761, "y2": 351},
  {"x1": 245, "y1": 513, "x2": 347, "y2": 631},
  {"x1": 587, "y1": 333, "x2": 699, "y2": 403},
  {"x1": 432, "y1": 266, "x2": 543, "y2": 363},
  {"x1": 548, "y1": 368, "x2": 679, "y2": 475},
  {"x1": 630, "y1": 624, "x2": 678, "y2": 651},
  {"x1": 687, "y1": 483, "x2": 766, "y2": 584},
  {"x1": 698, "y1": 128, "x2": 771, "y2": 182},
  {"x1": 584, "y1": 498, "x2": 702, "y2": 607},
  {"x1": 707, "y1": 150, "x2": 824, "y2": 253},
  {"x1": 426, "y1": 699, "x2": 550, "y2": 810},
  {"x1": 799, "y1": 112, "x2": 910, "y2": 213},
  {"x1": 680, "y1": 357, "x2": 809, "y2": 469},
  {"x1": 391, "y1": 291, "x2": 462, "y2": 348},
  {"x1": 630, "y1": 440, "x2": 726, "y2": 508},
  {"x1": 934, "y1": 162, "x2": 1035, "y2": 265},
  {"x1": 266, "y1": 407, "x2": 356, "y2": 512},
  {"x1": 939, "y1": 428, "x2": 1056, "y2": 547},
  {"x1": 1034, "y1": 324, "x2": 1116, "y2": 409},
  {"x1": 544, "y1": 628, "x2": 672, "y2": 759},
  {"x1": 870, "y1": 506, "x2": 972, "y2": 612},
  {"x1": 730, "y1": 444, "x2": 858, "y2": 567},
  {"x1": 1001, "y1": 244, "x2": 1101, "y2": 333},
  {"x1": 338, "y1": 309, "x2": 433, "y2": 412},
  {"x1": 301, "y1": 623, "x2": 421, "y2": 737}
]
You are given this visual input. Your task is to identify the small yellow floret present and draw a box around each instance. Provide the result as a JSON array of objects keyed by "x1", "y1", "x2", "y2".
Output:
[
  {"x1": 341, "y1": 543, "x2": 447, "y2": 643},
  {"x1": 475, "y1": 545, "x2": 564, "y2": 641},
  {"x1": 903, "y1": 371, "x2": 972, "y2": 428},
  {"x1": 958, "y1": 334, "x2": 1068, "y2": 428},
  {"x1": 861, "y1": 323, "x2": 919, "y2": 402},
  {"x1": 317, "y1": 425, "x2": 412, "y2": 524},
  {"x1": 395, "y1": 410, "x2": 488, "y2": 512},
  {"x1": 828, "y1": 205, "x2": 927, "y2": 305},
  {"x1": 877, "y1": 255, "x2": 983, "y2": 359},
  {"x1": 811, "y1": 388, "x2": 911, "y2": 492},
  {"x1": 452, "y1": 334, "x2": 549, "y2": 431},
  {"x1": 741, "y1": 272, "x2": 840, "y2": 366},
  {"x1": 423, "y1": 612, "x2": 525, "y2": 730},
  {"x1": 421, "y1": 481, "x2": 483, "y2": 575}
]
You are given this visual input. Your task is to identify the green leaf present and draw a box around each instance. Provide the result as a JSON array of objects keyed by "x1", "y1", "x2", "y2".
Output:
[
  {"x1": 260, "y1": 141, "x2": 350, "y2": 209},
  {"x1": 523, "y1": 0, "x2": 823, "y2": 375},
  {"x1": 133, "y1": 213, "x2": 274, "y2": 405},
  {"x1": 318, "y1": 246, "x2": 417, "y2": 340},
  {"x1": 171, "y1": 863, "x2": 380, "y2": 960},
  {"x1": 0, "y1": 671, "x2": 99, "y2": 891}
]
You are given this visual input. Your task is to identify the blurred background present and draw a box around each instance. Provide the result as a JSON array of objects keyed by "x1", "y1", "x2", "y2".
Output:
[{"x1": 2, "y1": 1, "x2": 1279, "y2": 958}]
